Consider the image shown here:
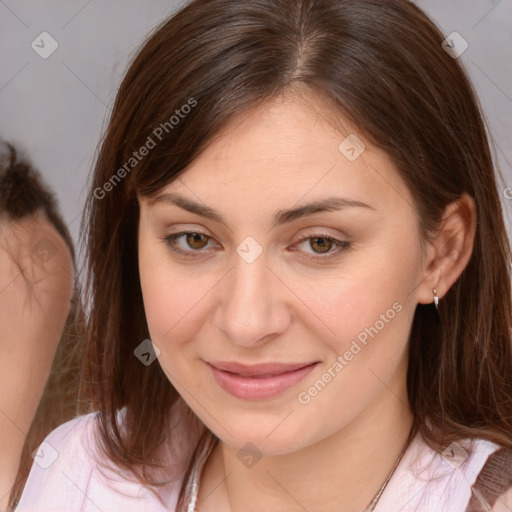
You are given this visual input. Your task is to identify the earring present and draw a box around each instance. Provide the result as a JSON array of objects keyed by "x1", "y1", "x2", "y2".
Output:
[{"x1": 433, "y1": 288, "x2": 439, "y2": 309}]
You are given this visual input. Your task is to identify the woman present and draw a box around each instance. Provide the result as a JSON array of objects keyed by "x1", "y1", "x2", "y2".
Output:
[
  {"x1": 0, "y1": 143, "x2": 87, "y2": 511},
  {"x1": 15, "y1": 0, "x2": 512, "y2": 510}
]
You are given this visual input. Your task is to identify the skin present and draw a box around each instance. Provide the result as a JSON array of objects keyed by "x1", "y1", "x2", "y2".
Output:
[
  {"x1": 138, "y1": 89, "x2": 476, "y2": 512},
  {"x1": 0, "y1": 211, "x2": 74, "y2": 511}
]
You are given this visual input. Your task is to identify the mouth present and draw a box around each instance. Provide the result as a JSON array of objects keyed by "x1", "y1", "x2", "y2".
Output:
[{"x1": 206, "y1": 360, "x2": 319, "y2": 400}]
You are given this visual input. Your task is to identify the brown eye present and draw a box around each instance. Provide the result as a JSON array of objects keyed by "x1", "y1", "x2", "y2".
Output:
[
  {"x1": 293, "y1": 233, "x2": 351, "y2": 261},
  {"x1": 185, "y1": 232, "x2": 209, "y2": 249},
  {"x1": 162, "y1": 231, "x2": 350, "y2": 262},
  {"x1": 309, "y1": 236, "x2": 333, "y2": 254},
  {"x1": 162, "y1": 230, "x2": 217, "y2": 259}
]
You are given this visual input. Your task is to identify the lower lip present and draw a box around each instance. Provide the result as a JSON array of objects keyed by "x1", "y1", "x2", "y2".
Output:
[{"x1": 208, "y1": 362, "x2": 318, "y2": 400}]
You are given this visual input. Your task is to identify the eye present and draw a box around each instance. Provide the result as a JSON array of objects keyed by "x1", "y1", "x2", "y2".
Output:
[
  {"x1": 161, "y1": 230, "x2": 218, "y2": 258},
  {"x1": 292, "y1": 233, "x2": 351, "y2": 260},
  {"x1": 161, "y1": 230, "x2": 351, "y2": 261}
]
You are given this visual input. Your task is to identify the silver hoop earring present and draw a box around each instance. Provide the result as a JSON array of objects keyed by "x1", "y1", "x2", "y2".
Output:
[{"x1": 433, "y1": 288, "x2": 439, "y2": 309}]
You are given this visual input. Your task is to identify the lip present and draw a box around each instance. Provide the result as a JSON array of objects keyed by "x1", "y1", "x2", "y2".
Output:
[{"x1": 206, "y1": 361, "x2": 319, "y2": 400}]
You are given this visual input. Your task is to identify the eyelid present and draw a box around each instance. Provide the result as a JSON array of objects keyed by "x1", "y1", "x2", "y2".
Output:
[
  {"x1": 292, "y1": 233, "x2": 351, "y2": 260},
  {"x1": 160, "y1": 228, "x2": 351, "y2": 261}
]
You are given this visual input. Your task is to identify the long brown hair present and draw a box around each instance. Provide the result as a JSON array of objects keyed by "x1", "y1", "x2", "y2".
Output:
[
  {"x1": 79, "y1": 0, "x2": 512, "y2": 507},
  {"x1": 0, "y1": 143, "x2": 89, "y2": 511}
]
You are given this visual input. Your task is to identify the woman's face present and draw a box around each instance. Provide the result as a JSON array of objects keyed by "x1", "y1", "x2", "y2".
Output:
[{"x1": 138, "y1": 92, "x2": 429, "y2": 454}]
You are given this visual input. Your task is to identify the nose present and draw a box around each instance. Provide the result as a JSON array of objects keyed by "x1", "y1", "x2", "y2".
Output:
[{"x1": 215, "y1": 251, "x2": 291, "y2": 347}]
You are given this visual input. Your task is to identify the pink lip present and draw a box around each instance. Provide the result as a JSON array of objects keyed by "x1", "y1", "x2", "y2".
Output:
[{"x1": 206, "y1": 361, "x2": 319, "y2": 400}]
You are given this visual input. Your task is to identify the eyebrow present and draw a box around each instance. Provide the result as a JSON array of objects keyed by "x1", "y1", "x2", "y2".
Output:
[{"x1": 148, "y1": 192, "x2": 375, "y2": 228}]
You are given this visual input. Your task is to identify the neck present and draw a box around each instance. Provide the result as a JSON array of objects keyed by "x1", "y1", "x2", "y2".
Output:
[{"x1": 197, "y1": 365, "x2": 414, "y2": 512}]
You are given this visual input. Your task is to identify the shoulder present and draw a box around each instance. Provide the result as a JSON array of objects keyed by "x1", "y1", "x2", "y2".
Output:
[
  {"x1": 14, "y1": 412, "x2": 100, "y2": 511},
  {"x1": 15, "y1": 410, "x2": 186, "y2": 512},
  {"x1": 375, "y1": 433, "x2": 508, "y2": 512},
  {"x1": 468, "y1": 443, "x2": 512, "y2": 512}
]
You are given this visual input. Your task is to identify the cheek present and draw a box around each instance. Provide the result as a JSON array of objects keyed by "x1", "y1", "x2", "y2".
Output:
[
  {"x1": 140, "y1": 270, "x2": 205, "y2": 345},
  {"x1": 138, "y1": 239, "x2": 215, "y2": 354},
  {"x1": 294, "y1": 266, "x2": 416, "y2": 434},
  {"x1": 298, "y1": 237, "x2": 419, "y2": 361},
  {"x1": 138, "y1": 261, "x2": 209, "y2": 389}
]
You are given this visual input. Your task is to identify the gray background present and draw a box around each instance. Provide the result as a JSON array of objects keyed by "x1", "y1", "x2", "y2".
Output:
[{"x1": 1, "y1": 0, "x2": 511, "y2": 269}]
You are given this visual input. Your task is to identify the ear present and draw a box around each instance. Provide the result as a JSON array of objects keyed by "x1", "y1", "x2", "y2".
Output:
[{"x1": 416, "y1": 193, "x2": 476, "y2": 306}]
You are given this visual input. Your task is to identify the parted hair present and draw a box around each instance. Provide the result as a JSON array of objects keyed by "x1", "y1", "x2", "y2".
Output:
[{"x1": 78, "y1": 0, "x2": 512, "y2": 509}]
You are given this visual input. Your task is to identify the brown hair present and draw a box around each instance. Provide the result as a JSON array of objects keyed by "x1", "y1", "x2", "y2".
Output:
[
  {"x1": 0, "y1": 143, "x2": 89, "y2": 511},
  {"x1": 79, "y1": 0, "x2": 512, "y2": 508}
]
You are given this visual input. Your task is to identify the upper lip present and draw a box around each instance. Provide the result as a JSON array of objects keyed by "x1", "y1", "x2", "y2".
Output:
[{"x1": 207, "y1": 361, "x2": 317, "y2": 377}]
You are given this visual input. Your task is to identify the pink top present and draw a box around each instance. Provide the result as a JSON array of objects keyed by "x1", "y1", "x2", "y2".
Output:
[{"x1": 15, "y1": 407, "x2": 512, "y2": 512}]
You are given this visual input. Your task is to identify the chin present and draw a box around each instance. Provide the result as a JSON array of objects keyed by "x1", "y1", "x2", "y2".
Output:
[{"x1": 203, "y1": 412, "x2": 315, "y2": 456}]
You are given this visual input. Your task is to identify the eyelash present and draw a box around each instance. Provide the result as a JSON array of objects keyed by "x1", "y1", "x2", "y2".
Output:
[{"x1": 160, "y1": 230, "x2": 351, "y2": 261}]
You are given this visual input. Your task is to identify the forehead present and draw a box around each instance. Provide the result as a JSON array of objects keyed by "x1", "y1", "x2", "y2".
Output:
[
  {"x1": 144, "y1": 92, "x2": 415, "y2": 221},
  {"x1": 196, "y1": 93, "x2": 353, "y2": 176}
]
